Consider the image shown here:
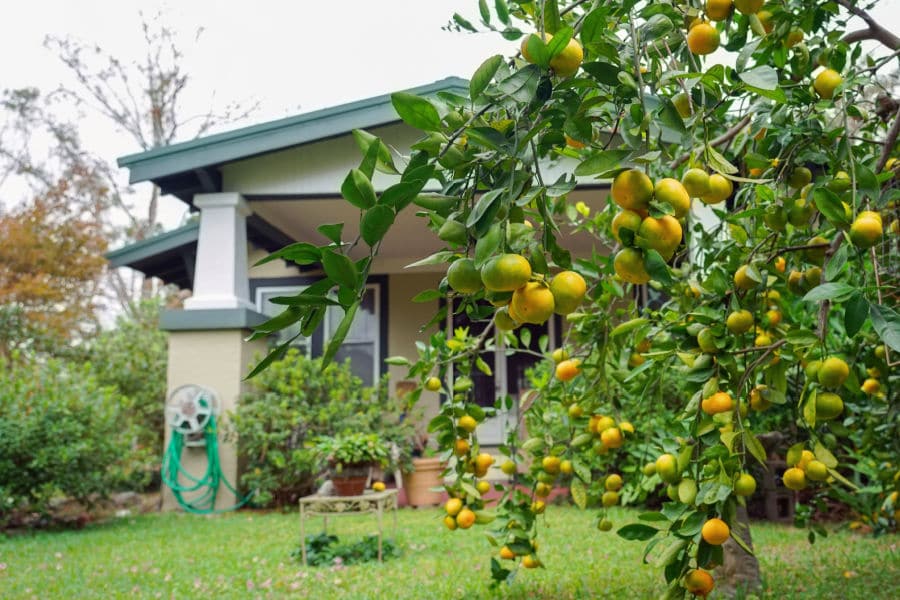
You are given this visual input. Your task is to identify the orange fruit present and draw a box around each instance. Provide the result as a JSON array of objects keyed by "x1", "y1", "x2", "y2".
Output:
[
  {"x1": 795, "y1": 449, "x2": 815, "y2": 470},
  {"x1": 682, "y1": 168, "x2": 710, "y2": 198},
  {"x1": 701, "y1": 518, "x2": 730, "y2": 545},
  {"x1": 687, "y1": 22, "x2": 721, "y2": 55},
  {"x1": 454, "y1": 438, "x2": 470, "y2": 457},
  {"x1": 550, "y1": 270, "x2": 587, "y2": 315},
  {"x1": 706, "y1": 0, "x2": 733, "y2": 21},
  {"x1": 552, "y1": 348, "x2": 569, "y2": 363},
  {"x1": 511, "y1": 281, "x2": 555, "y2": 324},
  {"x1": 501, "y1": 460, "x2": 517, "y2": 475},
  {"x1": 701, "y1": 391, "x2": 734, "y2": 415},
  {"x1": 522, "y1": 554, "x2": 540, "y2": 568},
  {"x1": 564, "y1": 135, "x2": 586, "y2": 149},
  {"x1": 612, "y1": 169, "x2": 654, "y2": 211},
  {"x1": 499, "y1": 546, "x2": 515, "y2": 560},
  {"x1": 656, "y1": 453, "x2": 680, "y2": 483},
  {"x1": 814, "y1": 68, "x2": 842, "y2": 99},
  {"x1": 815, "y1": 392, "x2": 844, "y2": 420},
  {"x1": 849, "y1": 214, "x2": 883, "y2": 248},
  {"x1": 637, "y1": 215, "x2": 683, "y2": 260},
  {"x1": 605, "y1": 473, "x2": 624, "y2": 491},
  {"x1": 601, "y1": 427, "x2": 624, "y2": 449},
  {"x1": 757, "y1": 10, "x2": 774, "y2": 33},
  {"x1": 459, "y1": 415, "x2": 477, "y2": 433},
  {"x1": 614, "y1": 248, "x2": 651, "y2": 284},
  {"x1": 697, "y1": 327, "x2": 719, "y2": 354},
  {"x1": 611, "y1": 209, "x2": 644, "y2": 243},
  {"x1": 733, "y1": 264, "x2": 758, "y2": 290},
  {"x1": 447, "y1": 258, "x2": 483, "y2": 294},
  {"x1": 445, "y1": 497, "x2": 464, "y2": 516},
  {"x1": 555, "y1": 358, "x2": 582, "y2": 381},
  {"x1": 861, "y1": 378, "x2": 881, "y2": 395},
  {"x1": 476, "y1": 480, "x2": 491, "y2": 494},
  {"x1": 655, "y1": 178, "x2": 692, "y2": 218},
  {"x1": 726, "y1": 309, "x2": 754, "y2": 334},
  {"x1": 560, "y1": 459, "x2": 573, "y2": 475},
  {"x1": 765, "y1": 309, "x2": 782, "y2": 326},
  {"x1": 372, "y1": 481, "x2": 386, "y2": 492},
  {"x1": 783, "y1": 467, "x2": 807, "y2": 490},
  {"x1": 701, "y1": 173, "x2": 733, "y2": 204},
  {"x1": 550, "y1": 38, "x2": 584, "y2": 77},
  {"x1": 785, "y1": 28, "x2": 804, "y2": 48},
  {"x1": 734, "y1": 0, "x2": 763, "y2": 14},
  {"x1": 684, "y1": 569, "x2": 715, "y2": 596},
  {"x1": 818, "y1": 357, "x2": 849, "y2": 388},
  {"x1": 425, "y1": 376, "x2": 442, "y2": 391},
  {"x1": 520, "y1": 32, "x2": 549, "y2": 62},
  {"x1": 774, "y1": 256, "x2": 786, "y2": 272},
  {"x1": 443, "y1": 515, "x2": 458, "y2": 530},
  {"x1": 542, "y1": 455, "x2": 561, "y2": 474},
  {"x1": 601, "y1": 490, "x2": 620, "y2": 506},
  {"x1": 494, "y1": 306, "x2": 519, "y2": 331},
  {"x1": 734, "y1": 473, "x2": 757, "y2": 496},
  {"x1": 788, "y1": 167, "x2": 812, "y2": 189},
  {"x1": 749, "y1": 385, "x2": 771, "y2": 411},
  {"x1": 591, "y1": 415, "x2": 615, "y2": 434},
  {"x1": 456, "y1": 507, "x2": 476, "y2": 529},
  {"x1": 806, "y1": 460, "x2": 829, "y2": 481},
  {"x1": 481, "y1": 254, "x2": 532, "y2": 292}
]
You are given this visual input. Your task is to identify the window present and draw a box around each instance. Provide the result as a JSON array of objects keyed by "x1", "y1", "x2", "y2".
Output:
[{"x1": 255, "y1": 282, "x2": 381, "y2": 386}]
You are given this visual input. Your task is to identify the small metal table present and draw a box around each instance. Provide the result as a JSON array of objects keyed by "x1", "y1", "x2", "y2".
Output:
[{"x1": 298, "y1": 489, "x2": 399, "y2": 565}]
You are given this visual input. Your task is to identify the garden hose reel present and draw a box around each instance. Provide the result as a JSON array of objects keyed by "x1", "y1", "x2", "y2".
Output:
[{"x1": 165, "y1": 384, "x2": 219, "y2": 446}]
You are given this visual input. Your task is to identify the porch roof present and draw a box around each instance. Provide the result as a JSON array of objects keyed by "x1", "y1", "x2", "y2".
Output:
[{"x1": 117, "y1": 77, "x2": 469, "y2": 203}]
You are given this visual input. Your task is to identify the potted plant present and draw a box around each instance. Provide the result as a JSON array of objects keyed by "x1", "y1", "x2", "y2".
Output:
[
  {"x1": 315, "y1": 433, "x2": 390, "y2": 496},
  {"x1": 401, "y1": 431, "x2": 446, "y2": 507}
]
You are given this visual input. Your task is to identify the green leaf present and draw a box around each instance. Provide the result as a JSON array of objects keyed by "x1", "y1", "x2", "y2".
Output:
[
  {"x1": 471, "y1": 55, "x2": 503, "y2": 100},
  {"x1": 855, "y1": 164, "x2": 880, "y2": 202},
  {"x1": 743, "y1": 431, "x2": 768, "y2": 466},
  {"x1": 575, "y1": 150, "x2": 631, "y2": 176},
  {"x1": 317, "y1": 223, "x2": 344, "y2": 245},
  {"x1": 803, "y1": 389, "x2": 817, "y2": 428},
  {"x1": 478, "y1": 0, "x2": 490, "y2": 23},
  {"x1": 786, "y1": 329, "x2": 820, "y2": 346},
  {"x1": 361, "y1": 205, "x2": 395, "y2": 246},
  {"x1": 466, "y1": 127, "x2": 509, "y2": 151},
  {"x1": 451, "y1": 13, "x2": 477, "y2": 32},
  {"x1": 244, "y1": 331, "x2": 303, "y2": 379},
  {"x1": 801, "y1": 283, "x2": 857, "y2": 303},
  {"x1": 411, "y1": 289, "x2": 442, "y2": 303},
  {"x1": 706, "y1": 146, "x2": 738, "y2": 175},
  {"x1": 844, "y1": 292, "x2": 869, "y2": 337},
  {"x1": 580, "y1": 8, "x2": 607, "y2": 45},
  {"x1": 321, "y1": 250, "x2": 359, "y2": 290},
  {"x1": 739, "y1": 66, "x2": 778, "y2": 91},
  {"x1": 474, "y1": 224, "x2": 502, "y2": 268},
  {"x1": 352, "y1": 129, "x2": 398, "y2": 174},
  {"x1": 321, "y1": 301, "x2": 360, "y2": 367},
  {"x1": 610, "y1": 317, "x2": 649, "y2": 338},
  {"x1": 546, "y1": 26, "x2": 573, "y2": 60},
  {"x1": 825, "y1": 244, "x2": 849, "y2": 280},
  {"x1": 381, "y1": 180, "x2": 429, "y2": 212},
  {"x1": 736, "y1": 38, "x2": 762, "y2": 72},
  {"x1": 467, "y1": 188, "x2": 504, "y2": 227},
  {"x1": 406, "y1": 250, "x2": 455, "y2": 268},
  {"x1": 657, "y1": 99, "x2": 687, "y2": 135},
  {"x1": 570, "y1": 478, "x2": 587, "y2": 509},
  {"x1": 638, "y1": 512, "x2": 670, "y2": 522},
  {"x1": 267, "y1": 294, "x2": 340, "y2": 307},
  {"x1": 391, "y1": 92, "x2": 441, "y2": 131},
  {"x1": 341, "y1": 168, "x2": 377, "y2": 209},
  {"x1": 813, "y1": 187, "x2": 850, "y2": 227},
  {"x1": 358, "y1": 137, "x2": 382, "y2": 180},
  {"x1": 497, "y1": 64, "x2": 541, "y2": 103},
  {"x1": 254, "y1": 242, "x2": 321, "y2": 267},
  {"x1": 544, "y1": 0, "x2": 560, "y2": 34},
  {"x1": 494, "y1": 0, "x2": 509, "y2": 25},
  {"x1": 616, "y1": 523, "x2": 659, "y2": 541},
  {"x1": 730, "y1": 530, "x2": 755, "y2": 555},
  {"x1": 813, "y1": 442, "x2": 838, "y2": 469},
  {"x1": 745, "y1": 84, "x2": 787, "y2": 102},
  {"x1": 643, "y1": 249, "x2": 674, "y2": 286},
  {"x1": 870, "y1": 303, "x2": 900, "y2": 352}
]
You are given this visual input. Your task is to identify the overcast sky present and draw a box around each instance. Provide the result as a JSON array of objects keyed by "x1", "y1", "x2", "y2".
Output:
[{"x1": 2, "y1": 0, "x2": 898, "y2": 228}]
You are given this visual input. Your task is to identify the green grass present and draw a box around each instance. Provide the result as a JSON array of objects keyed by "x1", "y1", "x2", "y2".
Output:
[{"x1": 1, "y1": 507, "x2": 897, "y2": 599}]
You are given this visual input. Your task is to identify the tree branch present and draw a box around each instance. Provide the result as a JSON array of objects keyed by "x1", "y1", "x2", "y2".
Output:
[
  {"x1": 838, "y1": 0, "x2": 900, "y2": 50},
  {"x1": 670, "y1": 114, "x2": 752, "y2": 169},
  {"x1": 876, "y1": 105, "x2": 900, "y2": 172}
]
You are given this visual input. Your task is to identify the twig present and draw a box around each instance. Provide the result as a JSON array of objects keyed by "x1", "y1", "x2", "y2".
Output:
[
  {"x1": 876, "y1": 106, "x2": 900, "y2": 173},
  {"x1": 670, "y1": 114, "x2": 752, "y2": 169},
  {"x1": 731, "y1": 341, "x2": 787, "y2": 356},
  {"x1": 816, "y1": 236, "x2": 844, "y2": 340},
  {"x1": 438, "y1": 104, "x2": 494, "y2": 159},
  {"x1": 737, "y1": 339, "x2": 787, "y2": 392},
  {"x1": 837, "y1": 0, "x2": 900, "y2": 50}
]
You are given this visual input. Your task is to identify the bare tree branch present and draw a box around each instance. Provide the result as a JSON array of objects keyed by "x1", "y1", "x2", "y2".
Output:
[
  {"x1": 670, "y1": 115, "x2": 752, "y2": 169},
  {"x1": 838, "y1": 0, "x2": 900, "y2": 50}
]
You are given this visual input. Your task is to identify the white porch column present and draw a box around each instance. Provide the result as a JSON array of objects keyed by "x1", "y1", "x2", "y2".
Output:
[{"x1": 184, "y1": 192, "x2": 254, "y2": 311}]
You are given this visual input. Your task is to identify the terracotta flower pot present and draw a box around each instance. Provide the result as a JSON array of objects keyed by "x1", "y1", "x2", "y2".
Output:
[
  {"x1": 402, "y1": 457, "x2": 445, "y2": 507},
  {"x1": 331, "y1": 475, "x2": 368, "y2": 497}
]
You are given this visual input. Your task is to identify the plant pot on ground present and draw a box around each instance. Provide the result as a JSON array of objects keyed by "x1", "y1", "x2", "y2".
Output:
[{"x1": 401, "y1": 432, "x2": 446, "y2": 507}]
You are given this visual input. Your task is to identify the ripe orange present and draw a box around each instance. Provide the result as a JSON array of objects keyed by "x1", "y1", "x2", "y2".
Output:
[
  {"x1": 684, "y1": 569, "x2": 715, "y2": 596},
  {"x1": 814, "y1": 68, "x2": 843, "y2": 99},
  {"x1": 521, "y1": 554, "x2": 540, "y2": 568},
  {"x1": 564, "y1": 135, "x2": 586, "y2": 149},
  {"x1": 701, "y1": 518, "x2": 730, "y2": 545},
  {"x1": 706, "y1": 0, "x2": 732, "y2": 21},
  {"x1": 637, "y1": 215, "x2": 683, "y2": 260},
  {"x1": 785, "y1": 28, "x2": 804, "y2": 48},
  {"x1": 605, "y1": 473, "x2": 624, "y2": 491},
  {"x1": 601, "y1": 490, "x2": 619, "y2": 507},
  {"x1": 425, "y1": 376, "x2": 442, "y2": 392},
  {"x1": 501, "y1": 460, "x2": 517, "y2": 475},
  {"x1": 656, "y1": 454, "x2": 680, "y2": 483},
  {"x1": 542, "y1": 455, "x2": 561, "y2": 474},
  {"x1": 550, "y1": 38, "x2": 584, "y2": 77},
  {"x1": 687, "y1": 22, "x2": 721, "y2": 55},
  {"x1": 481, "y1": 254, "x2": 532, "y2": 292},
  {"x1": 806, "y1": 460, "x2": 829, "y2": 482},
  {"x1": 765, "y1": 309, "x2": 782, "y2": 326},
  {"x1": 476, "y1": 480, "x2": 491, "y2": 494},
  {"x1": 499, "y1": 546, "x2": 515, "y2": 560},
  {"x1": 454, "y1": 438, "x2": 470, "y2": 457},
  {"x1": 774, "y1": 256, "x2": 786, "y2": 272},
  {"x1": 456, "y1": 507, "x2": 476, "y2": 529},
  {"x1": 783, "y1": 467, "x2": 807, "y2": 490},
  {"x1": 815, "y1": 392, "x2": 844, "y2": 421},
  {"x1": 511, "y1": 281, "x2": 555, "y2": 324},
  {"x1": 701, "y1": 391, "x2": 734, "y2": 415},
  {"x1": 372, "y1": 481, "x2": 386, "y2": 492},
  {"x1": 550, "y1": 270, "x2": 587, "y2": 315},
  {"x1": 474, "y1": 452, "x2": 495, "y2": 475},
  {"x1": 818, "y1": 357, "x2": 849, "y2": 388},
  {"x1": 611, "y1": 169, "x2": 654, "y2": 211},
  {"x1": 555, "y1": 358, "x2": 582, "y2": 381},
  {"x1": 535, "y1": 482, "x2": 552, "y2": 497},
  {"x1": 749, "y1": 385, "x2": 771, "y2": 411},
  {"x1": 601, "y1": 427, "x2": 625, "y2": 449},
  {"x1": 734, "y1": 473, "x2": 757, "y2": 496},
  {"x1": 591, "y1": 415, "x2": 615, "y2": 434},
  {"x1": 849, "y1": 213, "x2": 883, "y2": 248},
  {"x1": 443, "y1": 515, "x2": 458, "y2": 530},
  {"x1": 701, "y1": 173, "x2": 733, "y2": 204},
  {"x1": 447, "y1": 258, "x2": 483, "y2": 294},
  {"x1": 682, "y1": 168, "x2": 711, "y2": 198},
  {"x1": 655, "y1": 178, "x2": 692, "y2": 218},
  {"x1": 614, "y1": 248, "x2": 651, "y2": 284},
  {"x1": 861, "y1": 378, "x2": 881, "y2": 395},
  {"x1": 726, "y1": 309, "x2": 754, "y2": 334},
  {"x1": 757, "y1": 10, "x2": 774, "y2": 33},
  {"x1": 611, "y1": 209, "x2": 644, "y2": 243},
  {"x1": 530, "y1": 500, "x2": 546, "y2": 514},
  {"x1": 733, "y1": 264, "x2": 759, "y2": 290}
]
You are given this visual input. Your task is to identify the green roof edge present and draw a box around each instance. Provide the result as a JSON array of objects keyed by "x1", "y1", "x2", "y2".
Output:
[{"x1": 105, "y1": 222, "x2": 199, "y2": 266}]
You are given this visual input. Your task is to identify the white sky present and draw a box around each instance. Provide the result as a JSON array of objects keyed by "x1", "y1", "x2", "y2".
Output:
[{"x1": 1, "y1": 0, "x2": 898, "y2": 230}]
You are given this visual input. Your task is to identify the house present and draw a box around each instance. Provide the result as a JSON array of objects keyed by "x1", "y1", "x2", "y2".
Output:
[{"x1": 110, "y1": 77, "x2": 611, "y2": 510}]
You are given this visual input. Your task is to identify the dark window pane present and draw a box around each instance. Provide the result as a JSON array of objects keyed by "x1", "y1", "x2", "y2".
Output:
[{"x1": 333, "y1": 342, "x2": 375, "y2": 386}]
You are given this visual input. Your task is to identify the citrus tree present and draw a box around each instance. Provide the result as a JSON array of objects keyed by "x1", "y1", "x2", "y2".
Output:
[{"x1": 254, "y1": 0, "x2": 899, "y2": 596}]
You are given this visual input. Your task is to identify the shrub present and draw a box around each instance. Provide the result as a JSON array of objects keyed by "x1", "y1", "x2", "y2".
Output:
[
  {"x1": 0, "y1": 357, "x2": 134, "y2": 525},
  {"x1": 230, "y1": 349, "x2": 413, "y2": 507}
]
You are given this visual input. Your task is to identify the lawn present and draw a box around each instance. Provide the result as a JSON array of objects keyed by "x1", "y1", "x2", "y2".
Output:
[{"x1": 1, "y1": 506, "x2": 898, "y2": 599}]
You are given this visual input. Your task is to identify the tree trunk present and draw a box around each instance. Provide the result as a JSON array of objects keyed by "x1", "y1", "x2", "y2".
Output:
[{"x1": 716, "y1": 506, "x2": 762, "y2": 597}]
